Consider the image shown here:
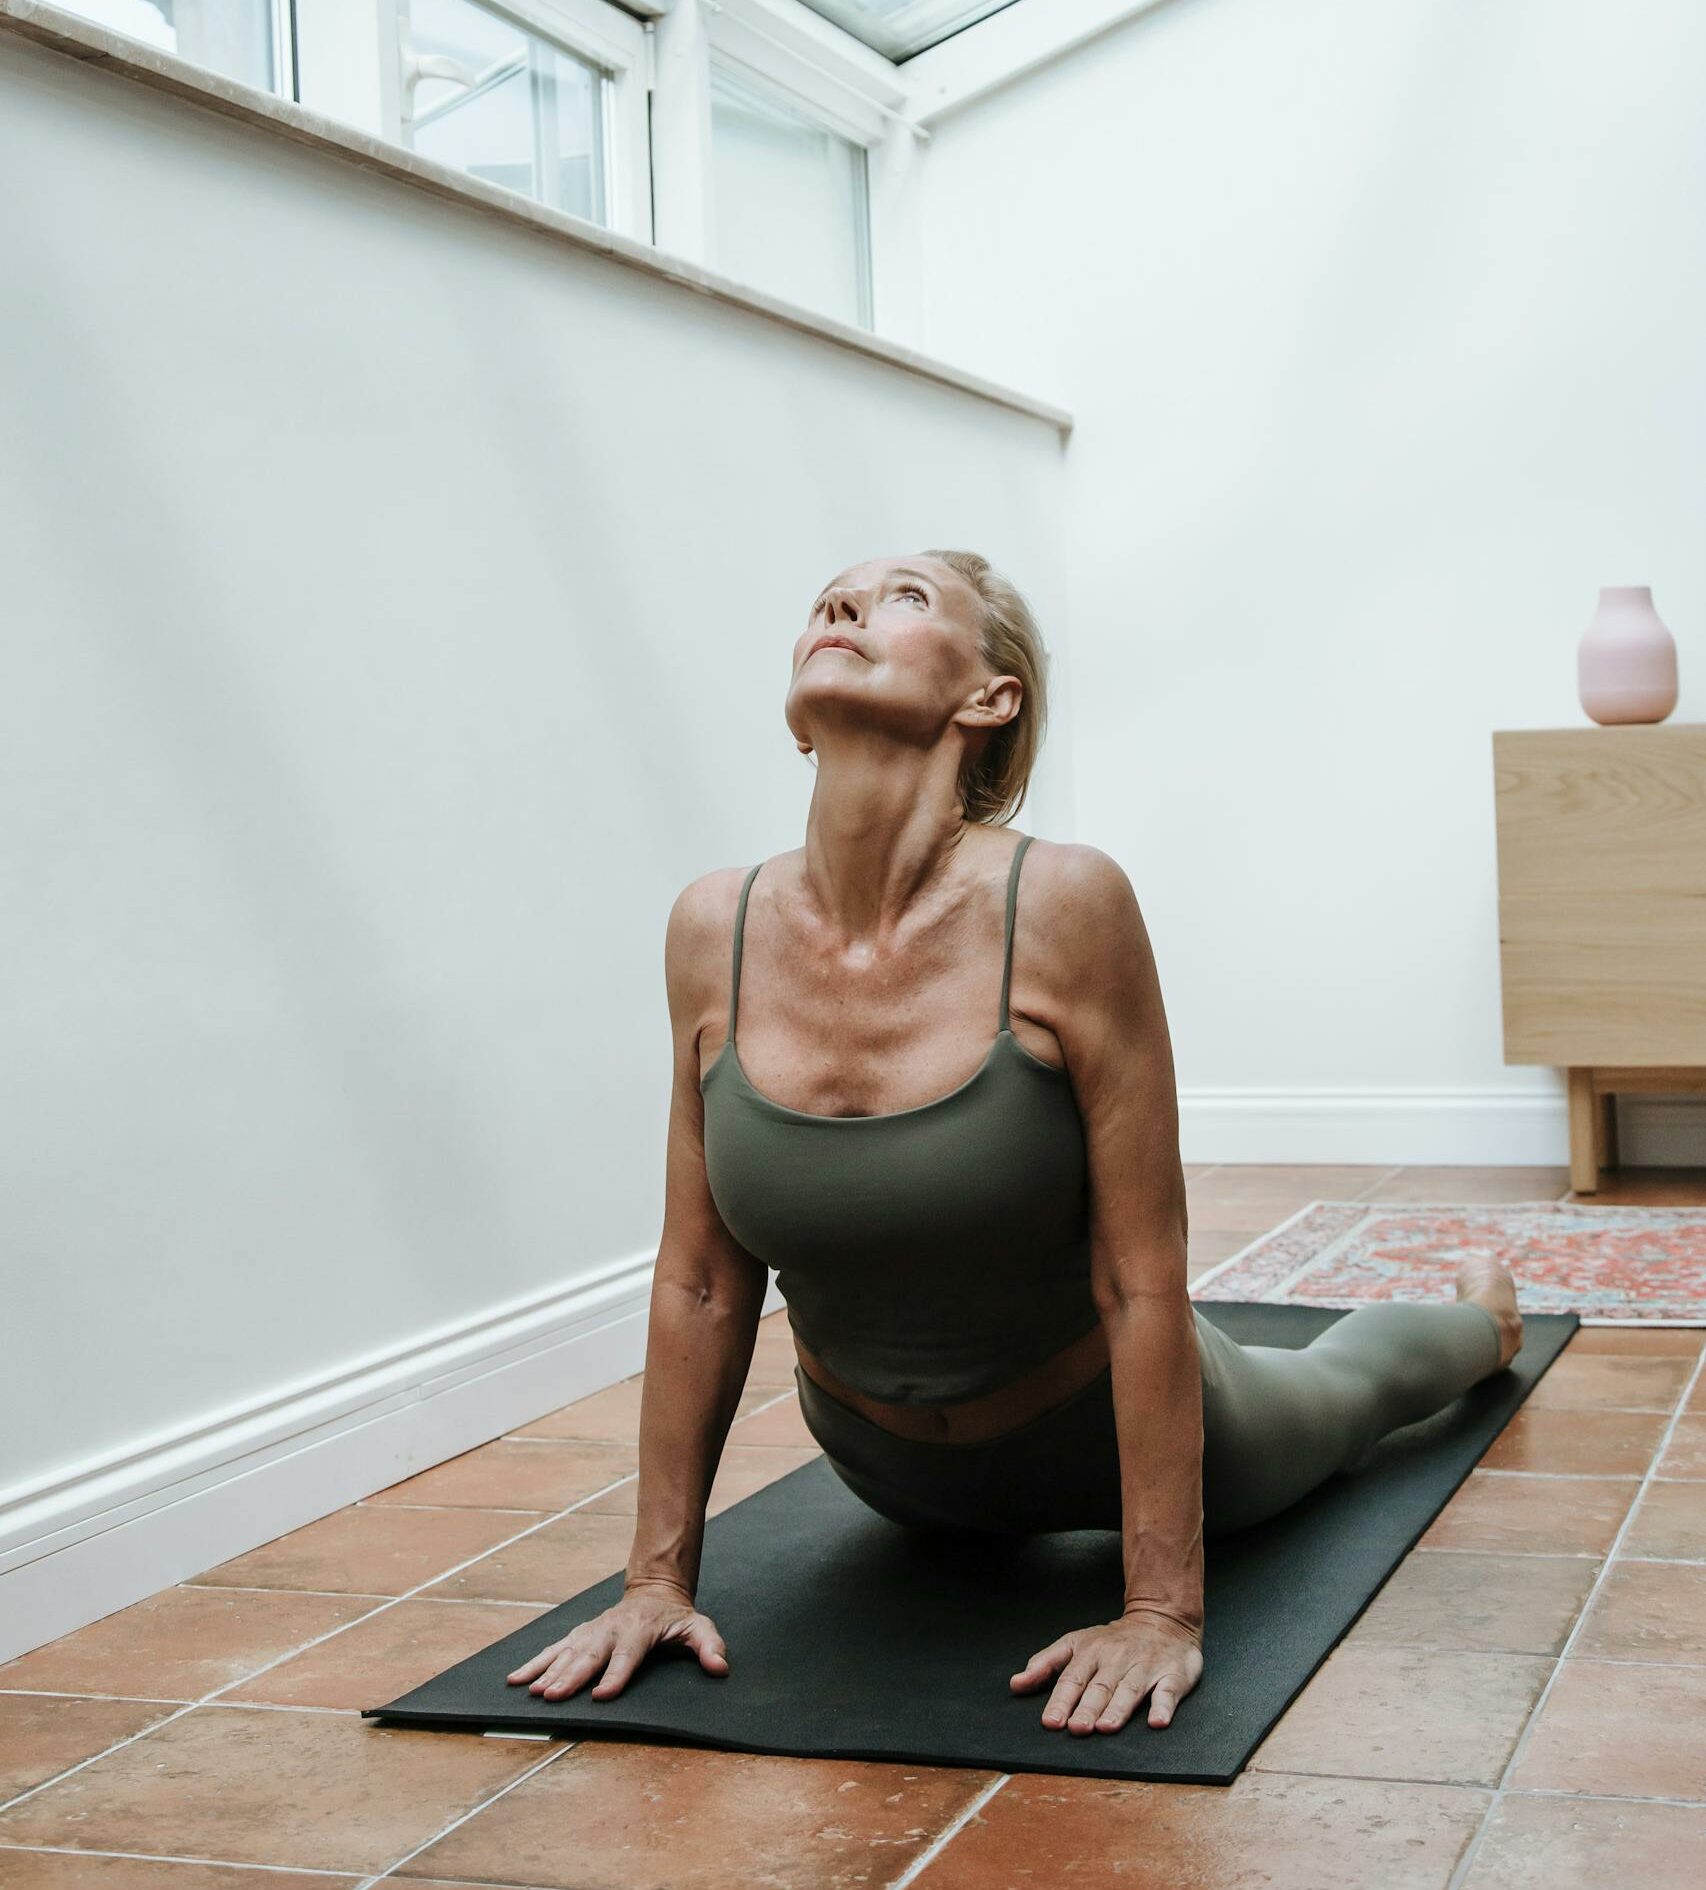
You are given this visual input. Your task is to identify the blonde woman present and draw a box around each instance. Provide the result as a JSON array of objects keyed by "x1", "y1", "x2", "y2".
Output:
[{"x1": 508, "y1": 550, "x2": 1523, "y2": 1737}]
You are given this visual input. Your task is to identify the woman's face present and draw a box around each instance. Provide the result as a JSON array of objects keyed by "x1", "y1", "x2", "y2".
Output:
[{"x1": 785, "y1": 554, "x2": 996, "y2": 757}]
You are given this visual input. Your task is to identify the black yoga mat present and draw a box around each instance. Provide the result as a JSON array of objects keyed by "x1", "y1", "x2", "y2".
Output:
[{"x1": 365, "y1": 1302, "x2": 1579, "y2": 1783}]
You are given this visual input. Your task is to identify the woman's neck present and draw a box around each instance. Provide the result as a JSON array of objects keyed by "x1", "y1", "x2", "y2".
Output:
[{"x1": 799, "y1": 737, "x2": 973, "y2": 945}]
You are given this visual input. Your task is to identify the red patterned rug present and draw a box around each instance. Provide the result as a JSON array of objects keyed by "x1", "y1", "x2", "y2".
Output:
[{"x1": 1189, "y1": 1201, "x2": 1706, "y2": 1325}]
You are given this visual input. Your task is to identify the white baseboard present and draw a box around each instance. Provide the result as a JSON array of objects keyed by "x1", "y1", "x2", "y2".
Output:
[
  {"x1": 0, "y1": 1254, "x2": 786, "y2": 1665},
  {"x1": 1179, "y1": 1087, "x2": 1704, "y2": 1168}
]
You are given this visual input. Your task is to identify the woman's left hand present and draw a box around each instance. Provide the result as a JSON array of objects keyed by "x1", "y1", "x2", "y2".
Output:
[{"x1": 1010, "y1": 1608, "x2": 1204, "y2": 1733}]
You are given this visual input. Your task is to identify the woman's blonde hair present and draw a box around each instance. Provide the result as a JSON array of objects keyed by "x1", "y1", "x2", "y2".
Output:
[{"x1": 918, "y1": 548, "x2": 1050, "y2": 827}]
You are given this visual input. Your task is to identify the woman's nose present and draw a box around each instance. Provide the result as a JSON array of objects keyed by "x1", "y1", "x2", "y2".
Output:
[{"x1": 826, "y1": 591, "x2": 863, "y2": 623}]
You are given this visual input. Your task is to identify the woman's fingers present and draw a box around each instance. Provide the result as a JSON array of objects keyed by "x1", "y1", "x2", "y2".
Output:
[
  {"x1": 506, "y1": 1595, "x2": 723, "y2": 1702},
  {"x1": 1063, "y1": 1674, "x2": 1116, "y2": 1733},
  {"x1": 535, "y1": 1647, "x2": 604, "y2": 1698},
  {"x1": 508, "y1": 1628, "x2": 605, "y2": 1690},
  {"x1": 1096, "y1": 1670, "x2": 1153, "y2": 1731},
  {"x1": 1040, "y1": 1660, "x2": 1100, "y2": 1730},
  {"x1": 506, "y1": 1642, "x2": 565, "y2": 1683},
  {"x1": 1019, "y1": 1620, "x2": 1208, "y2": 1734},
  {"x1": 589, "y1": 1637, "x2": 649, "y2": 1698},
  {"x1": 1009, "y1": 1638, "x2": 1072, "y2": 1691},
  {"x1": 1100, "y1": 1658, "x2": 1200, "y2": 1731},
  {"x1": 681, "y1": 1617, "x2": 731, "y2": 1672}
]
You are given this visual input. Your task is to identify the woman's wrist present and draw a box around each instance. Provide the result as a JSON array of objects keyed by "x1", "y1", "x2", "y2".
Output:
[
  {"x1": 624, "y1": 1572, "x2": 696, "y2": 1601},
  {"x1": 625, "y1": 1495, "x2": 708, "y2": 1600},
  {"x1": 1121, "y1": 1598, "x2": 1204, "y2": 1639}
]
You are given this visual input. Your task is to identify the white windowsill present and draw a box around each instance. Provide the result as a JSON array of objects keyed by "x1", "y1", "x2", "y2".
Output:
[{"x1": 0, "y1": 0, "x2": 1073, "y2": 436}]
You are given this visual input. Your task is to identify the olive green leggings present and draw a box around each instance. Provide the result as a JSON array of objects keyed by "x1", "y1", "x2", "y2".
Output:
[{"x1": 794, "y1": 1301, "x2": 1507, "y2": 1539}]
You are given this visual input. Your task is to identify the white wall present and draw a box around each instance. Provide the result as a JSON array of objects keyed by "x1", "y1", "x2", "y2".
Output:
[
  {"x1": 916, "y1": 0, "x2": 1706, "y2": 1165},
  {"x1": 0, "y1": 28, "x2": 1069, "y2": 1654}
]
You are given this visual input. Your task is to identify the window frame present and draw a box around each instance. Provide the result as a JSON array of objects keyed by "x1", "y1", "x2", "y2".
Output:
[
  {"x1": 55, "y1": 0, "x2": 295, "y2": 97},
  {"x1": 273, "y1": 0, "x2": 300, "y2": 100},
  {"x1": 784, "y1": 2, "x2": 1021, "y2": 64},
  {"x1": 387, "y1": 0, "x2": 654, "y2": 239},
  {"x1": 705, "y1": 49, "x2": 874, "y2": 328},
  {"x1": 700, "y1": 0, "x2": 901, "y2": 145},
  {"x1": 651, "y1": 0, "x2": 921, "y2": 336}
]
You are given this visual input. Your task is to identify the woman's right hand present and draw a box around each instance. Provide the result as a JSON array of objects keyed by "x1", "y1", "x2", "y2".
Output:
[{"x1": 505, "y1": 1580, "x2": 731, "y2": 1701}]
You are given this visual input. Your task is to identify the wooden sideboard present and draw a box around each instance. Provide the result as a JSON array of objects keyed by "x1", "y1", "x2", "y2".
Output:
[{"x1": 1492, "y1": 724, "x2": 1706, "y2": 1193}]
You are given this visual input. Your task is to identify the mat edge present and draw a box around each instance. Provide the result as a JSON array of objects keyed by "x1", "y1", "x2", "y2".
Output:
[{"x1": 357, "y1": 1706, "x2": 1237, "y2": 1785}]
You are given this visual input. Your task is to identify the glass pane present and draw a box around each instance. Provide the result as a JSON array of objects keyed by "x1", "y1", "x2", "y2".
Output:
[
  {"x1": 540, "y1": 43, "x2": 604, "y2": 225},
  {"x1": 709, "y1": 61, "x2": 872, "y2": 329},
  {"x1": 63, "y1": 0, "x2": 277, "y2": 92},
  {"x1": 793, "y1": 2, "x2": 1019, "y2": 61},
  {"x1": 404, "y1": 0, "x2": 605, "y2": 225}
]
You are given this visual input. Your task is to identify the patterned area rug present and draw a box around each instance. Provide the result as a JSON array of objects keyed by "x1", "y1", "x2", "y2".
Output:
[{"x1": 1190, "y1": 1201, "x2": 1706, "y2": 1325}]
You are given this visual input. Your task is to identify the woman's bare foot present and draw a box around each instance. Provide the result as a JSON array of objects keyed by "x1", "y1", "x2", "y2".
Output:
[{"x1": 1455, "y1": 1258, "x2": 1523, "y2": 1369}]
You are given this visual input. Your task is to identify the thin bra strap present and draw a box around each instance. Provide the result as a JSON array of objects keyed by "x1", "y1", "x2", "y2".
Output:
[
  {"x1": 998, "y1": 833, "x2": 1034, "y2": 1034},
  {"x1": 728, "y1": 860, "x2": 763, "y2": 1045}
]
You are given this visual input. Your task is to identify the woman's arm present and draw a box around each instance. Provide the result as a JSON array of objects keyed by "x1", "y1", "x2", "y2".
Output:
[
  {"x1": 1063, "y1": 846, "x2": 1200, "y2": 1630},
  {"x1": 507, "y1": 871, "x2": 770, "y2": 1703},
  {"x1": 1007, "y1": 844, "x2": 1201, "y2": 1733},
  {"x1": 625, "y1": 874, "x2": 773, "y2": 1600}
]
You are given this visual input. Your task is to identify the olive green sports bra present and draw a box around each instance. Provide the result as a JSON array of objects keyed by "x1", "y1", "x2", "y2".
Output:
[{"x1": 700, "y1": 832, "x2": 1101, "y2": 1405}]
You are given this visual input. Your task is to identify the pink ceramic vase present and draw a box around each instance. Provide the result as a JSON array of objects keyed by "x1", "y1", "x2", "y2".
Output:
[{"x1": 1576, "y1": 585, "x2": 1679, "y2": 725}]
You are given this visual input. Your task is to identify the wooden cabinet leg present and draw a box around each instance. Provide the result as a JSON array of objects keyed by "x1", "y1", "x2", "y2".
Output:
[
  {"x1": 1597, "y1": 1090, "x2": 1619, "y2": 1175},
  {"x1": 1567, "y1": 1068, "x2": 1600, "y2": 1194}
]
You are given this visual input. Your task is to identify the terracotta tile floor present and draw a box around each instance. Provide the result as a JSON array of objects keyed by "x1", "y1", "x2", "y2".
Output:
[{"x1": 4, "y1": 1163, "x2": 1705, "y2": 1888}]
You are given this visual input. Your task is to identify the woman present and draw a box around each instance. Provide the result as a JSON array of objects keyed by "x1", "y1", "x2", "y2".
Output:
[{"x1": 508, "y1": 549, "x2": 1523, "y2": 1737}]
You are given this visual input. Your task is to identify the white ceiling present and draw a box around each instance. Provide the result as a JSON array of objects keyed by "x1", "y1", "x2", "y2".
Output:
[{"x1": 792, "y1": 1, "x2": 1023, "y2": 62}]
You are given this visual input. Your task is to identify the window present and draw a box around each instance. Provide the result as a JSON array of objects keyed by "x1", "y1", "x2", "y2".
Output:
[
  {"x1": 60, "y1": 0, "x2": 905, "y2": 334},
  {"x1": 709, "y1": 58, "x2": 873, "y2": 330},
  {"x1": 398, "y1": 0, "x2": 607, "y2": 224},
  {"x1": 792, "y1": 1, "x2": 1020, "y2": 61},
  {"x1": 62, "y1": 0, "x2": 284, "y2": 93}
]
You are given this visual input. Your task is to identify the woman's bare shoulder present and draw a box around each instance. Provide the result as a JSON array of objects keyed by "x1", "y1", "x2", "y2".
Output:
[
  {"x1": 1012, "y1": 835, "x2": 1135, "y2": 908},
  {"x1": 1008, "y1": 837, "x2": 1148, "y2": 991},
  {"x1": 659, "y1": 868, "x2": 746, "y2": 1040},
  {"x1": 668, "y1": 849, "x2": 804, "y2": 929},
  {"x1": 671, "y1": 862, "x2": 749, "y2": 918},
  {"x1": 667, "y1": 864, "x2": 753, "y2": 960}
]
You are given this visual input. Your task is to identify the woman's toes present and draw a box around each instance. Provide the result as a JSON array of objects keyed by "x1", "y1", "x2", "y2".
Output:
[{"x1": 1455, "y1": 1261, "x2": 1523, "y2": 1368}]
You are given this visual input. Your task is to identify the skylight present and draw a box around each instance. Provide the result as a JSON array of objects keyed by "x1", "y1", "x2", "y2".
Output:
[{"x1": 794, "y1": 2, "x2": 1021, "y2": 62}]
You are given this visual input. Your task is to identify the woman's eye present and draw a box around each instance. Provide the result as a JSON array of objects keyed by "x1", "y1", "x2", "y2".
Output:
[{"x1": 900, "y1": 586, "x2": 925, "y2": 602}]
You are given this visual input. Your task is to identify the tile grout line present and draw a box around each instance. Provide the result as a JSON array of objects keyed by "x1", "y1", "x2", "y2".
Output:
[
  {"x1": 886, "y1": 1769, "x2": 1012, "y2": 1889},
  {"x1": 1402, "y1": 1544, "x2": 1704, "y2": 1563},
  {"x1": 1459, "y1": 1783, "x2": 1706, "y2": 1810},
  {"x1": 174, "y1": 1586, "x2": 550, "y2": 1605},
  {"x1": 0, "y1": 1374, "x2": 807, "y2": 1820},
  {"x1": 0, "y1": 1841, "x2": 359, "y2": 1876},
  {"x1": 172, "y1": 1586, "x2": 408, "y2": 1600},
  {"x1": 353, "y1": 1738, "x2": 573, "y2": 1888},
  {"x1": 351, "y1": 1503, "x2": 549, "y2": 1515},
  {"x1": 1443, "y1": 1331, "x2": 1706, "y2": 1889},
  {"x1": 1337, "y1": 1650, "x2": 1706, "y2": 1669},
  {"x1": 1472, "y1": 1466, "x2": 1691, "y2": 1480},
  {"x1": 1254, "y1": 1760, "x2": 1706, "y2": 1806}
]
